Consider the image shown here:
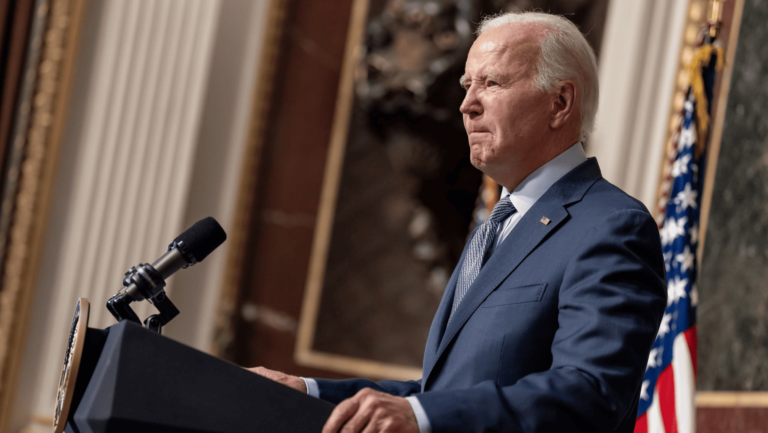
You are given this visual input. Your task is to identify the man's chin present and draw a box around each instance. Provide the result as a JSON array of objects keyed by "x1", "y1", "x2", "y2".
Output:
[{"x1": 469, "y1": 156, "x2": 489, "y2": 173}]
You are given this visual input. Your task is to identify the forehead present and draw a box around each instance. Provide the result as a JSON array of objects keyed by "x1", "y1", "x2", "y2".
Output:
[{"x1": 464, "y1": 23, "x2": 545, "y2": 77}]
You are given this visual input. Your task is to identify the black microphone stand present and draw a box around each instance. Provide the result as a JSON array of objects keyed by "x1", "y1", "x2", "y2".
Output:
[
  {"x1": 105, "y1": 216, "x2": 227, "y2": 334},
  {"x1": 106, "y1": 262, "x2": 180, "y2": 334}
]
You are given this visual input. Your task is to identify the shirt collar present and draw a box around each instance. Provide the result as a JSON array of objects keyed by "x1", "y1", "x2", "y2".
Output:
[{"x1": 501, "y1": 142, "x2": 587, "y2": 216}]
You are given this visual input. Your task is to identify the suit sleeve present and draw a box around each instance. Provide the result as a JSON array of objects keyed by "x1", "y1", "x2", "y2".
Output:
[
  {"x1": 415, "y1": 209, "x2": 667, "y2": 432},
  {"x1": 313, "y1": 377, "x2": 423, "y2": 404}
]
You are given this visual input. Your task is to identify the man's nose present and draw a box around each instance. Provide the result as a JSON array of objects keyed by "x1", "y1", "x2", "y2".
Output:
[{"x1": 459, "y1": 88, "x2": 482, "y2": 116}]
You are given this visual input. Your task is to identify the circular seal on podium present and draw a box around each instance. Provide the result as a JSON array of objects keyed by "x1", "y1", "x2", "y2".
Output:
[{"x1": 53, "y1": 297, "x2": 90, "y2": 433}]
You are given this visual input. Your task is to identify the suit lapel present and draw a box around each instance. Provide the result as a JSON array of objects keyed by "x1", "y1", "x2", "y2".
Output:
[
  {"x1": 423, "y1": 200, "x2": 568, "y2": 386},
  {"x1": 421, "y1": 231, "x2": 473, "y2": 388},
  {"x1": 421, "y1": 158, "x2": 603, "y2": 389}
]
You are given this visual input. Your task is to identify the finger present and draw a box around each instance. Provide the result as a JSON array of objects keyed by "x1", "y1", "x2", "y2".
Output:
[
  {"x1": 339, "y1": 406, "x2": 373, "y2": 433},
  {"x1": 246, "y1": 366, "x2": 269, "y2": 376},
  {"x1": 323, "y1": 398, "x2": 360, "y2": 433},
  {"x1": 360, "y1": 394, "x2": 416, "y2": 433},
  {"x1": 339, "y1": 389, "x2": 380, "y2": 433},
  {"x1": 359, "y1": 415, "x2": 381, "y2": 433},
  {"x1": 248, "y1": 366, "x2": 284, "y2": 382}
]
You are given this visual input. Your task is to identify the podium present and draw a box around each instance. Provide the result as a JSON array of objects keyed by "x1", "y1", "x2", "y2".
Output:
[{"x1": 62, "y1": 319, "x2": 334, "y2": 432}]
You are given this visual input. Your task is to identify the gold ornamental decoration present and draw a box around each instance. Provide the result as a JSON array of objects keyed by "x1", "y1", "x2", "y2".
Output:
[{"x1": 0, "y1": 0, "x2": 86, "y2": 430}]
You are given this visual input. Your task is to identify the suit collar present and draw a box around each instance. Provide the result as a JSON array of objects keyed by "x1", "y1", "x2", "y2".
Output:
[
  {"x1": 504, "y1": 141, "x2": 588, "y2": 216},
  {"x1": 551, "y1": 157, "x2": 602, "y2": 206},
  {"x1": 422, "y1": 158, "x2": 603, "y2": 389}
]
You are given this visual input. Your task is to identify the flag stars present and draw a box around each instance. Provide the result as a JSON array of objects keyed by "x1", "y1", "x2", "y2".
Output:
[
  {"x1": 646, "y1": 347, "x2": 664, "y2": 370},
  {"x1": 678, "y1": 125, "x2": 696, "y2": 151},
  {"x1": 667, "y1": 276, "x2": 689, "y2": 306},
  {"x1": 675, "y1": 246, "x2": 695, "y2": 273},
  {"x1": 663, "y1": 251, "x2": 673, "y2": 272},
  {"x1": 674, "y1": 182, "x2": 698, "y2": 210},
  {"x1": 671, "y1": 154, "x2": 692, "y2": 178},
  {"x1": 657, "y1": 313, "x2": 671, "y2": 339},
  {"x1": 689, "y1": 223, "x2": 699, "y2": 245},
  {"x1": 641, "y1": 90, "x2": 700, "y2": 416},
  {"x1": 661, "y1": 216, "x2": 688, "y2": 247},
  {"x1": 684, "y1": 99, "x2": 695, "y2": 115}
]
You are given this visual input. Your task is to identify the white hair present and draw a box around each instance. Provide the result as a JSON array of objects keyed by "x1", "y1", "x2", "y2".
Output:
[{"x1": 477, "y1": 12, "x2": 599, "y2": 142}]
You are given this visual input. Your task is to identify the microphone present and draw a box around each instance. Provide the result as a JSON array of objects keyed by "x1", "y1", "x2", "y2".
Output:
[
  {"x1": 151, "y1": 216, "x2": 228, "y2": 281},
  {"x1": 106, "y1": 217, "x2": 227, "y2": 333}
]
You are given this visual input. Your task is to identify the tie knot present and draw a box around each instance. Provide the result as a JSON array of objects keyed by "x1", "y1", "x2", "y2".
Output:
[{"x1": 488, "y1": 196, "x2": 516, "y2": 223}]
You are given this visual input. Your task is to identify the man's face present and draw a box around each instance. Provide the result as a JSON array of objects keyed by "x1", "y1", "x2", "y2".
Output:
[{"x1": 460, "y1": 24, "x2": 554, "y2": 184}]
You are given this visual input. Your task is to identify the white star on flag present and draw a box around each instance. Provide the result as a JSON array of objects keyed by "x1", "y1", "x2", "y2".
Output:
[
  {"x1": 661, "y1": 216, "x2": 688, "y2": 246},
  {"x1": 663, "y1": 251, "x2": 673, "y2": 272},
  {"x1": 674, "y1": 216, "x2": 688, "y2": 241},
  {"x1": 660, "y1": 220, "x2": 675, "y2": 246},
  {"x1": 641, "y1": 380, "x2": 650, "y2": 400},
  {"x1": 667, "y1": 276, "x2": 689, "y2": 306},
  {"x1": 657, "y1": 313, "x2": 671, "y2": 339},
  {"x1": 671, "y1": 154, "x2": 692, "y2": 178},
  {"x1": 674, "y1": 182, "x2": 698, "y2": 210},
  {"x1": 646, "y1": 347, "x2": 663, "y2": 370},
  {"x1": 689, "y1": 223, "x2": 699, "y2": 245},
  {"x1": 640, "y1": 80, "x2": 701, "y2": 426},
  {"x1": 677, "y1": 124, "x2": 696, "y2": 151},
  {"x1": 675, "y1": 246, "x2": 695, "y2": 273},
  {"x1": 684, "y1": 99, "x2": 694, "y2": 115}
]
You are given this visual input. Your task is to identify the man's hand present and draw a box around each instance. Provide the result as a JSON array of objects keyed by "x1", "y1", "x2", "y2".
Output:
[
  {"x1": 246, "y1": 366, "x2": 307, "y2": 393},
  {"x1": 322, "y1": 388, "x2": 419, "y2": 433}
]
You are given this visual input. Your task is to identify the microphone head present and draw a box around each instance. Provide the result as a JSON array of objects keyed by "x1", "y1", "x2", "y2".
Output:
[{"x1": 174, "y1": 217, "x2": 227, "y2": 263}]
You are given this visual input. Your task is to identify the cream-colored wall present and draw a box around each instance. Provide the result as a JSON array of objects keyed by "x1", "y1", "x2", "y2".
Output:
[
  {"x1": 589, "y1": 0, "x2": 688, "y2": 211},
  {"x1": 10, "y1": 0, "x2": 269, "y2": 431},
  {"x1": 162, "y1": 0, "x2": 269, "y2": 353}
]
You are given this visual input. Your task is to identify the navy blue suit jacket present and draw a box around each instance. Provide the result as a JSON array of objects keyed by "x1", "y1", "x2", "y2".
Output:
[{"x1": 316, "y1": 159, "x2": 667, "y2": 432}]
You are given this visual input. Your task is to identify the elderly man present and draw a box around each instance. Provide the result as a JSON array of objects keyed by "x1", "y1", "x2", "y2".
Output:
[{"x1": 251, "y1": 11, "x2": 666, "y2": 433}]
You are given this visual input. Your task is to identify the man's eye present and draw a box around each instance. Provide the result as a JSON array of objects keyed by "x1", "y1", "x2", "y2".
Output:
[{"x1": 488, "y1": 81, "x2": 499, "y2": 87}]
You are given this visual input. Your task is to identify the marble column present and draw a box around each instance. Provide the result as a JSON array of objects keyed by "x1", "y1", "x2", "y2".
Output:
[{"x1": 698, "y1": 0, "x2": 768, "y2": 392}]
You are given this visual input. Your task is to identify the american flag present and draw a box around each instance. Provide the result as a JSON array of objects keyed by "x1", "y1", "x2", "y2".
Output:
[{"x1": 635, "y1": 89, "x2": 700, "y2": 433}]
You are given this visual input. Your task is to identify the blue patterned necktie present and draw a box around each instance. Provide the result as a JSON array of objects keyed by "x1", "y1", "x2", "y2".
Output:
[{"x1": 449, "y1": 196, "x2": 517, "y2": 322}]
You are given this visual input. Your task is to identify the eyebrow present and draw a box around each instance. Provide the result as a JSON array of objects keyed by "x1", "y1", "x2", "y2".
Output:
[{"x1": 459, "y1": 69, "x2": 504, "y2": 88}]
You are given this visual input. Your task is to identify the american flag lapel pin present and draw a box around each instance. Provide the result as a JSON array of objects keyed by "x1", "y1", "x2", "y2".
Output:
[{"x1": 540, "y1": 216, "x2": 550, "y2": 226}]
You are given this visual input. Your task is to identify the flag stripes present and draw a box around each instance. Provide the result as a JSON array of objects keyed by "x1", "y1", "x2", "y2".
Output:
[
  {"x1": 647, "y1": 386, "x2": 665, "y2": 433},
  {"x1": 657, "y1": 366, "x2": 678, "y2": 433},
  {"x1": 673, "y1": 332, "x2": 696, "y2": 433}
]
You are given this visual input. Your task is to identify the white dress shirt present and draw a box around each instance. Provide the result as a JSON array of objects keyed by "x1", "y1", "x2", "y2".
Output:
[
  {"x1": 303, "y1": 142, "x2": 588, "y2": 432},
  {"x1": 490, "y1": 141, "x2": 588, "y2": 254}
]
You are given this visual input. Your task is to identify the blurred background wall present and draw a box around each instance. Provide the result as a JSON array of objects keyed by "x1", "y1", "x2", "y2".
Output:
[
  {"x1": 0, "y1": 0, "x2": 765, "y2": 431},
  {"x1": 2, "y1": 0, "x2": 270, "y2": 430}
]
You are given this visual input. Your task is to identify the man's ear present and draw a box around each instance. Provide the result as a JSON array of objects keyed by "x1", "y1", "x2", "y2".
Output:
[{"x1": 549, "y1": 81, "x2": 576, "y2": 130}]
